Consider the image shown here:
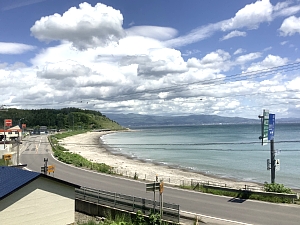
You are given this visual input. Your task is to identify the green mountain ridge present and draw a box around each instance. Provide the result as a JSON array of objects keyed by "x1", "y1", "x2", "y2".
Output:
[
  {"x1": 105, "y1": 113, "x2": 300, "y2": 127},
  {"x1": 0, "y1": 108, "x2": 123, "y2": 130}
]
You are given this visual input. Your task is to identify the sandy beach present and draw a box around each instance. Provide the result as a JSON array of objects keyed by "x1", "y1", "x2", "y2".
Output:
[{"x1": 59, "y1": 131, "x2": 263, "y2": 190}]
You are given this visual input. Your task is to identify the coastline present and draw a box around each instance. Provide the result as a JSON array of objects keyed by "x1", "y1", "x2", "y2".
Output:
[{"x1": 59, "y1": 131, "x2": 263, "y2": 190}]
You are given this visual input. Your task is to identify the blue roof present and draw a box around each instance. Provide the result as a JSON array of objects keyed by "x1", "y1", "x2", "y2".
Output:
[{"x1": 0, "y1": 166, "x2": 40, "y2": 199}]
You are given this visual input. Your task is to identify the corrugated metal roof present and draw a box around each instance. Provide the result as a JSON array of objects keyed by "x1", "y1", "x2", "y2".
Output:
[
  {"x1": 0, "y1": 166, "x2": 80, "y2": 200},
  {"x1": 0, "y1": 166, "x2": 40, "y2": 200}
]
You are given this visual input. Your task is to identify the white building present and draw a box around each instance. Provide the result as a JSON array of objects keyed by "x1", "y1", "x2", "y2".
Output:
[
  {"x1": 0, "y1": 166, "x2": 80, "y2": 225},
  {"x1": 0, "y1": 126, "x2": 22, "y2": 164}
]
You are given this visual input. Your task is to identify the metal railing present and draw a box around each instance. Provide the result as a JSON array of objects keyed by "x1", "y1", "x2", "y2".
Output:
[{"x1": 75, "y1": 187, "x2": 180, "y2": 223}]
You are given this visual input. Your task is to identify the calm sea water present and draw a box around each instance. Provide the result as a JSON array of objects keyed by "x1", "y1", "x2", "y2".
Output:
[{"x1": 101, "y1": 124, "x2": 300, "y2": 189}]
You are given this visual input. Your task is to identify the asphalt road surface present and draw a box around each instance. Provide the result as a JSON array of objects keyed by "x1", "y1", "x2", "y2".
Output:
[{"x1": 20, "y1": 135, "x2": 300, "y2": 225}]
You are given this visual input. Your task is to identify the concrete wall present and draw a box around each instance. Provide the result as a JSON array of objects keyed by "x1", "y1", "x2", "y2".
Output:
[{"x1": 0, "y1": 177, "x2": 75, "y2": 225}]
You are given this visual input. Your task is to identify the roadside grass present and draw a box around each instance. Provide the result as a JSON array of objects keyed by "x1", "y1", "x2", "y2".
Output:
[
  {"x1": 0, "y1": 158, "x2": 6, "y2": 166},
  {"x1": 53, "y1": 130, "x2": 88, "y2": 140},
  {"x1": 77, "y1": 210, "x2": 174, "y2": 225},
  {"x1": 49, "y1": 132, "x2": 114, "y2": 174},
  {"x1": 180, "y1": 184, "x2": 297, "y2": 204}
]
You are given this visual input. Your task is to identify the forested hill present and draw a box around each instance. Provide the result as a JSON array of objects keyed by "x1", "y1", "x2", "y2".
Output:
[{"x1": 0, "y1": 108, "x2": 124, "y2": 130}]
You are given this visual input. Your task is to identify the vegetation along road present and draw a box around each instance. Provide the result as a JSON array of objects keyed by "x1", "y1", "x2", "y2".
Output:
[{"x1": 20, "y1": 135, "x2": 300, "y2": 225}]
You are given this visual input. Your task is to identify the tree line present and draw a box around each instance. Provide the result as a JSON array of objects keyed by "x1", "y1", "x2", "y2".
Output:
[{"x1": 0, "y1": 107, "x2": 123, "y2": 130}]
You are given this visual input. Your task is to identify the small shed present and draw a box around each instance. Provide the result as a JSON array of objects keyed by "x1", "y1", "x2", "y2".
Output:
[{"x1": 0, "y1": 166, "x2": 80, "y2": 225}]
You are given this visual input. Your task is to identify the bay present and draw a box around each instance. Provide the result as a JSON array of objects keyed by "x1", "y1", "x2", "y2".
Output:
[{"x1": 102, "y1": 123, "x2": 300, "y2": 189}]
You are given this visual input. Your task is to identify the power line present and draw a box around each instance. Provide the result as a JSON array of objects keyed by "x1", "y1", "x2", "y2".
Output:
[
  {"x1": 3, "y1": 62, "x2": 300, "y2": 108},
  {"x1": 106, "y1": 62, "x2": 300, "y2": 101}
]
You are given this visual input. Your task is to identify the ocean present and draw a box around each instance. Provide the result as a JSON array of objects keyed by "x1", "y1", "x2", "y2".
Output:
[{"x1": 101, "y1": 123, "x2": 300, "y2": 189}]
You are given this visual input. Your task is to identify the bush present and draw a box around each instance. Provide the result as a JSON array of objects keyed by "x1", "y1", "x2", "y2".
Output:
[
  {"x1": 134, "y1": 210, "x2": 145, "y2": 225},
  {"x1": 264, "y1": 182, "x2": 293, "y2": 194},
  {"x1": 148, "y1": 211, "x2": 161, "y2": 225}
]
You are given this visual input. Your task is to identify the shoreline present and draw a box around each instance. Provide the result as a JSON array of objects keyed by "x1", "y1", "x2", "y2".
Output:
[{"x1": 59, "y1": 131, "x2": 264, "y2": 190}]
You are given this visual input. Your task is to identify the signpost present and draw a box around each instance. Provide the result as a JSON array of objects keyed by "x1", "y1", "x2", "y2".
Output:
[
  {"x1": 47, "y1": 165, "x2": 55, "y2": 174},
  {"x1": 259, "y1": 110, "x2": 277, "y2": 183},
  {"x1": 259, "y1": 110, "x2": 269, "y2": 145},
  {"x1": 262, "y1": 110, "x2": 269, "y2": 145},
  {"x1": 4, "y1": 119, "x2": 12, "y2": 127},
  {"x1": 275, "y1": 159, "x2": 280, "y2": 171},
  {"x1": 146, "y1": 182, "x2": 160, "y2": 192},
  {"x1": 3, "y1": 119, "x2": 12, "y2": 150},
  {"x1": 146, "y1": 180, "x2": 164, "y2": 217},
  {"x1": 268, "y1": 114, "x2": 275, "y2": 141},
  {"x1": 3, "y1": 154, "x2": 12, "y2": 160}
]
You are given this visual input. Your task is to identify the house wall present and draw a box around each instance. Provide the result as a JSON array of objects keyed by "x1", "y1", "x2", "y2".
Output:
[{"x1": 0, "y1": 177, "x2": 75, "y2": 225}]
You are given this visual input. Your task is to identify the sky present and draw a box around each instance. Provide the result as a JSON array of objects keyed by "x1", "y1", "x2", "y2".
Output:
[{"x1": 0, "y1": 0, "x2": 300, "y2": 119}]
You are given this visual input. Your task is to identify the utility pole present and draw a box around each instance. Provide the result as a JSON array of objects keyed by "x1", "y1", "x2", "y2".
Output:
[
  {"x1": 17, "y1": 132, "x2": 20, "y2": 165},
  {"x1": 3, "y1": 123, "x2": 6, "y2": 150},
  {"x1": 259, "y1": 110, "x2": 276, "y2": 184},
  {"x1": 43, "y1": 158, "x2": 48, "y2": 175},
  {"x1": 270, "y1": 139, "x2": 275, "y2": 183}
]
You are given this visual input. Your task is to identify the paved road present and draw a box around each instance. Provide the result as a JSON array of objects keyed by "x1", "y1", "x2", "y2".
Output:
[{"x1": 20, "y1": 135, "x2": 300, "y2": 225}]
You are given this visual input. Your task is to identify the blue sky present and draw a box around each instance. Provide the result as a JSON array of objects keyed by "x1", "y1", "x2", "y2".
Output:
[{"x1": 0, "y1": 0, "x2": 300, "y2": 118}]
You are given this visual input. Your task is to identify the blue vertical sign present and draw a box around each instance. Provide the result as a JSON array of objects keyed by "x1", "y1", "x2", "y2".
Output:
[{"x1": 268, "y1": 114, "x2": 275, "y2": 140}]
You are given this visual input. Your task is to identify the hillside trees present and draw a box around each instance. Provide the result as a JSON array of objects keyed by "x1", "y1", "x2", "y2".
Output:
[{"x1": 0, "y1": 107, "x2": 123, "y2": 130}]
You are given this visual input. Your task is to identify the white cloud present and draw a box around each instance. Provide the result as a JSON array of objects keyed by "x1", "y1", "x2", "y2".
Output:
[
  {"x1": 187, "y1": 49, "x2": 231, "y2": 73},
  {"x1": 220, "y1": 30, "x2": 247, "y2": 41},
  {"x1": 279, "y1": 16, "x2": 300, "y2": 36},
  {"x1": 246, "y1": 54, "x2": 288, "y2": 72},
  {"x1": 1, "y1": 0, "x2": 45, "y2": 11},
  {"x1": 182, "y1": 49, "x2": 201, "y2": 57},
  {"x1": 273, "y1": 4, "x2": 300, "y2": 18},
  {"x1": 30, "y1": 2, "x2": 125, "y2": 50},
  {"x1": 37, "y1": 60, "x2": 91, "y2": 80},
  {"x1": 2, "y1": 1, "x2": 300, "y2": 119},
  {"x1": 233, "y1": 48, "x2": 246, "y2": 55},
  {"x1": 221, "y1": 0, "x2": 273, "y2": 31},
  {"x1": 126, "y1": 26, "x2": 178, "y2": 41},
  {"x1": 263, "y1": 46, "x2": 272, "y2": 52},
  {"x1": 0, "y1": 42, "x2": 35, "y2": 54},
  {"x1": 165, "y1": 22, "x2": 222, "y2": 48},
  {"x1": 120, "y1": 48, "x2": 187, "y2": 78},
  {"x1": 165, "y1": 0, "x2": 279, "y2": 48},
  {"x1": 286, "y1": 77, "x2": 300, "y2": 91},
  {"x1": 235, "y1": 52, "x2": 262, "y2": 64},
  {"x1": 273, "y1": 1, "x2": 291, "y2": 11}
]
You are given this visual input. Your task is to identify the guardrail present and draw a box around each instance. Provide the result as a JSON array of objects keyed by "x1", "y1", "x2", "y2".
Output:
[
  {"x1": 75, "y1": 187, "x2": 180, "y2": 223},
  {"x1": 189, "y1": 180, "x2": 264, "y2": 192}
]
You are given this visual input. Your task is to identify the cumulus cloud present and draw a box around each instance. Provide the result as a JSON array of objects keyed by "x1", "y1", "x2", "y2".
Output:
[
  {"x1": 37, "y1": 60, "x2": 91, "y2": 79},
  {"x1": 3, "y1": 1, "x2": 300, "y2": 118},
  {"x1": 134, "y1": 48, "x2": 187, "y2": 78},
  {"x1": 221, "y1": 0, "x2": 273, "y2": 31},
  {"x1": 126, "y1": 26, "x2": 178, "y2": 41},
  {"x1": 220, "y1": 30, "x2": 247, "y2": 41},
  {"x1": 245, "y1": 55, "x2": 288, "y2": 72},
  {"x1": 0, "y1": 42, "x2": 35, "y2": 54},
  {"x1": 279, "y1": 16, "x2": 300, "y2": 36},
  {"x1": 165, "y1": 0, "x2": 281, "y2": 48},
  {"x1": 187, "y1": 49, "x2": 231, "y2": 73},
  {"x1": 30, "y1": 2, "x2": 125, "y2": 50}
]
